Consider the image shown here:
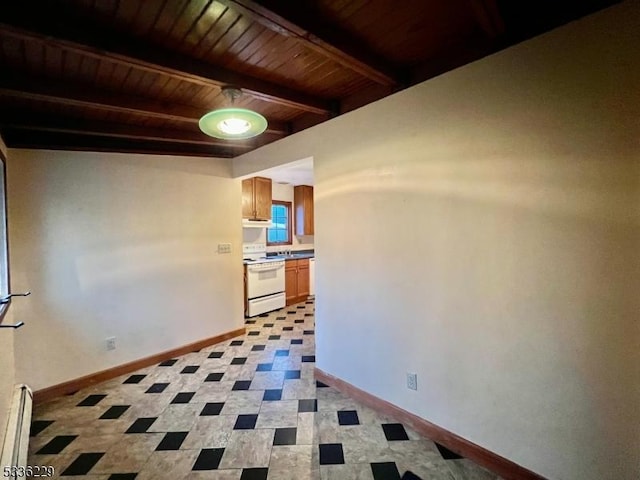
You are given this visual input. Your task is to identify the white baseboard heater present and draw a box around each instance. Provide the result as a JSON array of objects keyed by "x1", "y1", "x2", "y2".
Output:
[{"x1": 1, "y1": 385, "x2": 33, "y2": 478}]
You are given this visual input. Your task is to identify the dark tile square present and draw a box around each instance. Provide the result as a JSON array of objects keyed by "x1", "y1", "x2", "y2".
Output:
[
  {"x1": 256, "y1": 363, "x2": 273, "y2": 372},
  {"x1": 208, "y1": 352, "x2": 224, "y2": 359},
  {"x1": 240, "y1": 468, "x2": 268, "y2": 480},
  {"x1": 192, "y1": 448, "x2": 224, "y2": 470},
  {"x1": 263, "y1": 389, "x2": 282, "y2": 401},
  {"x1": 276, "y1": 316, "x2": 286, "y2": 320},
  {"x1": 156, "y1": 432, "x2": 188, "y2": 451},
  {"x1": 303, "y1": 330, "x2": 314, "y2": 335},
  {"x1": 159, "y1": 359, "x2": 178, "y2": 367},
  {"x1": 200, "y1": 403, "x2": 224, "y2": 416},
  {"x1": 273, "y1": 427, "x2": 297, "y2": 446},
  {"x1": 304, "y1": 313, "x2": 313, "y2": 317},
  {"x1": 319, "y1": 443, "x2": 345, "y2": 465},
  {"x1": 108, "y1": 475, "x2": 137, "y2": 480},
  {"x1": 268, "y1": 335, "x2": 281, "y2": 340},
  {"x1": 123, "y1": 374, "x2": 146, "y2": 384},
  {"x1": 284, "y1": 370, "x2": 300, "y2": 380},
  {"x1": 305, "y1": 301, "x2": 313, "y2": 304},
  {"x1": 181, "y1": 365, "x2": 199, "y2": 374},
  {"x1": 371, "y1": 462, "x2": 401, "y2": 480},
  {"x1": 231, "y1": 357, "x2": 247, "y2": 365},
  {"x1": 145, "y1": 383, "x2": 169, "y2": 393},
  {"x1": 232, "y1": 380, "x2": 252, "y2": 391},
  {"x1": 171, "y1": 392, "x2": 195, "y2": 404},
  {"x1": 298, "y1": 399, "x2": 317, "y2": 413},
  {"x1": 245, "y1": 320, "x2": 256, "y2": 324},
  {"x1": 263, "y1": 323, "x2": 274, "y2": 328},
  {"x1": 36, "y1": 435, "x2": 77, "y2": 454},
  {"x1": 291, "y1": 339, "x2": 303, "y2": 345},
  {"x1": 338, "y1": 410, "x2": 359, "y2": 426},
  {"x1": 294, "y1": 319, "x2": 304, "y2": 324},
  {"x1": 259, "y1": 313, "x2": 269, "y2": 317},
  {"x1": 125, "y1": 417, "x2": 156, "y2": 434},
  {"x1": 435, "y1": 443, "x2": 463, "y2": 460},
  {"x1": 287, "y1": 311, "x2": 296, "y2": 314},
  {"x1": 316, "y1": 381, "x2": 329, "y2": 388},
  {"x1": 252, "y1": 345, "x2": 265, "y2": 351},
  {"x1": 282, "y1": 326, "x2": 293, "y2": 331},
  {"x1": 205, "y1": 372, "x2": 224, "y2": 382},
  {"x1": 248, "y1": 331, "x2": 260, "y2": 336},
  {"x1": 234, "y1": 414, "x2": 258, "y2": 430},
  {"x1": 30, "y1": 420, "x2": 54, "y2": 437},
  {"x1": 100, "y1": 405, "x2": 130, "y2": 420},
  {"x1": 302, "y1": 355, "x2": 315, "y2": 362},
  {"x1": 401, "y1": 472, "x2": 423, "y2": 480},
  {"x1": 382, "y1": 423, "x2": 409, "y2": 441},
  {"x1": 61, "y1": 452, "x2": 105, "y2": 475},
  {"x1": 77, "y1": 394, "x2": 107, "y2": 407},
  {"x1": 230, "y1": 340, "x2": 244, "y2": 346},
  {"x1": 297, "y1": 306, "x2": 305, "y2": 309},
  {"x1": 275, "y1": 350, "x2": 289, "y2": 357}
]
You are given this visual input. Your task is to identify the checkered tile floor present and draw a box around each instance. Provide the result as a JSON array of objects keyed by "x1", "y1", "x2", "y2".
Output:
[{"x1": 28, "y1": 299, "x2": 503, "y2": 480}]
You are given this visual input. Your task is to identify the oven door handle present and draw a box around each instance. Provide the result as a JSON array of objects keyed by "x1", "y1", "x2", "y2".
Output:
[{"x1": 248, "y1": 264, "x2": 284, "y2": 273}]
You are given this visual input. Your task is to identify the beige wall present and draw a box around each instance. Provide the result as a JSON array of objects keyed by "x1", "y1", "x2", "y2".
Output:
[
  {"x1": 7, "y1": 149, "x2": 244, "y2": 391},
  {"x1": 233, "y1": 3, "x2": 640, "y2": 479}
]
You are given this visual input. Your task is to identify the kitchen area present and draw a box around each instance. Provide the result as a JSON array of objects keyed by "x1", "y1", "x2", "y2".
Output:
[{"x1": 240, "y1": 158, "x2": 315, "y2": 318}]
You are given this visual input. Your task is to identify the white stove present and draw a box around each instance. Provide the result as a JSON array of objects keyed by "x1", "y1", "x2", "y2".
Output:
[{"x1": 243, "y1": 243, "x2": 286, "y2": 317}]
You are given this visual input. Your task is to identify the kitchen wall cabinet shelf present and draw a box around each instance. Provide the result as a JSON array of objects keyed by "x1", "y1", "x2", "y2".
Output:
[
  {"x1": 242, "y1": 176, "x2": 272, "y2": 220},
  {"x1": 294, "y1": 185, "x2": 314, "y2": 235},
  {"x1": 285, "y1": 258, "x2": 310, "y2": 305}
]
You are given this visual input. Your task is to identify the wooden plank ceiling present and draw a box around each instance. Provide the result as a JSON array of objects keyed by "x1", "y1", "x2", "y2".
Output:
[{"x1": 0, "y1": 0, "x2": 619, "y2": 158}]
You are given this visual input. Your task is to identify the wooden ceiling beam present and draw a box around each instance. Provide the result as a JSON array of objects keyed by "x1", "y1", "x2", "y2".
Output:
[
  {"x1": 0, "y1": 3, "x2": 331, "y2": 114},
  {"x1": 0, "y1": 76, "x2": 290, "y2": 136},
  {"x1": 219, "y1": 0, "x2": 401, "y2": 86},
  {"x1": 0, "y1": 115, "x2": 257, "y2": 149},
  {"x1": 1, "y1": 129, "x2": 239, "y2": 158}
]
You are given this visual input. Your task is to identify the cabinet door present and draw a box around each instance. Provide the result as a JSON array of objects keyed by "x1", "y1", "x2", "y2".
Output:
[
  {"x1": 294, "y1": 185, "x2": 314, "y2": 235},
  {"x1": 285, "y1": 260, "x2": 298, "y2": 306},
  {"x1": 254, "y1": 177, "x2": 272, "y2": 220},
  {"x1": 297, "y1": 261, "x2": 310, "y2": 298},
  {"x1": 242, "y1": 178, "x2": 255, "y2": 219}
]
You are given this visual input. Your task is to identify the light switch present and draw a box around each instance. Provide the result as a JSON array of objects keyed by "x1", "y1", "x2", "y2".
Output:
[{"x1": 218, "y1": 243, "x2": 232, "y2": 254}]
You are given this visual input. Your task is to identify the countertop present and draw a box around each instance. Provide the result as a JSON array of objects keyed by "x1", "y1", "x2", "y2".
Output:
[{"x1": 267, "y1": 250, "x2": 314, "y2": 261}]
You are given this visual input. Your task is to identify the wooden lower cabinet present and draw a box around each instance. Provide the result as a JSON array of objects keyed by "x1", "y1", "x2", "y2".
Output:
[{"x1": 285, "y1": 258, "x2": 310, "y2": 305}]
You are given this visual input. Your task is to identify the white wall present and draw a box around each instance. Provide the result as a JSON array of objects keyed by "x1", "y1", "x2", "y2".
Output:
[
  {"x1": 242, "y1": 182, "x2": 314, "y2": 252},
  {"x1": 7, "y1": 150, "x2": 244, "y2": 391},
  {"x1": 233, "y1": 3, "x2": 640, "y2": 479}
]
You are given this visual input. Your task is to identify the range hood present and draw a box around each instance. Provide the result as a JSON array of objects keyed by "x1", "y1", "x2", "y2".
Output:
[{"x1": 243, "y1": 218, "x2": 273, "y2": 228}]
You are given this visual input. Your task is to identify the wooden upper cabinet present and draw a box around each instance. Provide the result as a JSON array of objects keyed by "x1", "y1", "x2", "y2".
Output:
[
  {"x1": 294, "y1": 185, "x2": 314, "y2": 235},
  {"x1": 242, "y1": 177, "x2": 272, "y2": 220}
]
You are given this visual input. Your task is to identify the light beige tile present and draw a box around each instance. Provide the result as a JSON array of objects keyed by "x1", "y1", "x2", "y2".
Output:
[
  {"x1": 296, "y1": 412, "x2": 316, "y2": 445},
  {"x1": 269, "y1": 445, "x2": 313, "y2": 470},
  {"x1": 147, "y1": 404, "x2": 201, "y2": 432},
  {"x1": 250, "y1": 371, "x2": 285, "y2": 390},
  {"x1": 320, "y1": 464, "x2": 375, "y2": 480},
  {"x1": 91, "y1": 433, "x2": 164, "y2": 473},
  {"x1": 282, "y1": 379, "x2": 316, "y2": 400},
  {"x1": 446, "y1": 459, "x2": 501, "y2": 480},
  {"x1": 184, "y1": 470, "x2": 243, "y2": 480},
  {"x1": 220, "y1": 390, "x2": 264, "y2": 415},
  {"x1": 218, "y1": 429, "x2": 275, "y2": 469},
  {"x1": 182, "y1": 415, "x2": 237, "y2": 449},
  {"x1": 136, "y1": 449, "x2": 199, "y2": 480},
  {"x1": 268, "y1": 466, "x2": 320, "y2": 480},
  {"x1": 255, "y1": 411, "x2": 298, "y2": 429},
  {"x1": 259, "y1": 399, "x2": 298, "y2": 414}
]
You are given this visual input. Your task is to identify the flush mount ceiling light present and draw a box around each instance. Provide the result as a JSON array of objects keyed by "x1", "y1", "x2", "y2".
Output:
[{"x1": 199, "y1": 87, "x2": 268, "y2": 140}]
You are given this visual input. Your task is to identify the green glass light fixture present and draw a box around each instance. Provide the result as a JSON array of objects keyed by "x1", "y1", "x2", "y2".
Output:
[{"x1": 199, "y1": 87, "x2": 268, "y2": 140}]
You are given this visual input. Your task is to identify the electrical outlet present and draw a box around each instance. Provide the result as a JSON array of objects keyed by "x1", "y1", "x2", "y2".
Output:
[
  {"x1": 217, "y1": 243, "x2": 232, "y2": 254},
  {"x1": 407, "y1": 372, "x2": 418, "y2": 391},
  {"x1": 106, "y1": 337, "x2": 116, "y2": 351}
]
